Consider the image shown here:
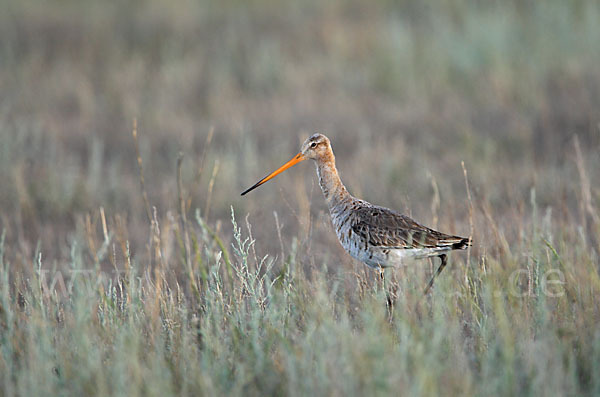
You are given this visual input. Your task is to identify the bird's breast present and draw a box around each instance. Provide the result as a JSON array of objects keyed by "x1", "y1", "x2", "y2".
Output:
[
  {"x1": 330, "y1": 208, "x2": 379, "y2": 267},
  {"x1": 328, "y1": 205, "x2": 404, "y2": 268}
]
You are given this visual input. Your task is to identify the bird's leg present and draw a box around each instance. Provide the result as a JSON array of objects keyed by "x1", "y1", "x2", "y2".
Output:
[
  {"x1": 377, "y1": 265, "x2": 396, "y2": 317},
  {"x1": 376, "y1": 265, "x2": 385, "y2": 292},
  {"x1": 423, "y1": 254, "x2": 447, "y2": 295}
]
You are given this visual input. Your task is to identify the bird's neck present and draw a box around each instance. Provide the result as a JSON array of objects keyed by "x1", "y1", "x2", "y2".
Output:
[{"x1": 316, "y1": 155, "x2": 351, "y2": 209}]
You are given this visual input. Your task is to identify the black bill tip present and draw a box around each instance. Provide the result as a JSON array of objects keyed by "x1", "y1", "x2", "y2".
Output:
[{"x1": 240, "y1": 177, "x2": 266, "y2": 196}]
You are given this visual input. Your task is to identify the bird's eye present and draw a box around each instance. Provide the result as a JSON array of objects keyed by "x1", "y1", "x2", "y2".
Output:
[{"x1": 310, "y1": 142, "x2": 317, "y2": 148}]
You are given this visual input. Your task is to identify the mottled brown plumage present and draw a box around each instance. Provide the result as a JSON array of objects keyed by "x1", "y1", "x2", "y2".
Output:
[
  {"x1": 350, "y1": 205, "x2": 469, "y2": 253},
  {"x1": 242, "y1": 133, "x2": 470, "y2": 293}
]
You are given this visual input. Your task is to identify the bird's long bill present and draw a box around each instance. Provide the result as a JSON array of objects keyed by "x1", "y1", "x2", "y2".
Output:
[{"x1": 241, "y1": 152, "x2": 306, "y2": 196}]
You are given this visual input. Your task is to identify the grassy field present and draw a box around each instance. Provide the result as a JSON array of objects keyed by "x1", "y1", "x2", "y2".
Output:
[{"x1": 1, "y1": 0, "x2": 600, "y2": 395}]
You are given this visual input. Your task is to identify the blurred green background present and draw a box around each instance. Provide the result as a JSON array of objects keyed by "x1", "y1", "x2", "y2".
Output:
[
  {"x1": 0, "y1": 0, "x2": 598, "y2": 267},
  {"x1": 1, "y1": 1, "x2": 600, "y2": 395}
]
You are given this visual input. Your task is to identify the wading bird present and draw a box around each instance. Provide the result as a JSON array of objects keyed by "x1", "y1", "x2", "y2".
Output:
[{"x1": 241, "y1": 133, "x2": 470, "y2": 293}]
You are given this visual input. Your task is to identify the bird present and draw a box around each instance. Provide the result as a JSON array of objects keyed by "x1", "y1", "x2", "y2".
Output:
[{"x1": 241, "y1": 133, "x2": 470, "y2": 294}]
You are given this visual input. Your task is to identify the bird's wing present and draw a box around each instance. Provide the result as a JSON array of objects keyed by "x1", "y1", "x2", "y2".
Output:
[{"x1": 351, "y1": 204, "x2": 468, "y2": 250}]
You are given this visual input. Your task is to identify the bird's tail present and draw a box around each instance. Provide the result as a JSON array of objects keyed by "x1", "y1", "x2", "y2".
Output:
[{"x1": 451, "y1": 237, "x2": 471, "y2": 250}]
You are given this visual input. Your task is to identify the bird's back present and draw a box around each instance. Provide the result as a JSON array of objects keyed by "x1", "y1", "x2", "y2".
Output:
[{"x1": 330, "y1": 197, "x2": 469, "y2": 268}]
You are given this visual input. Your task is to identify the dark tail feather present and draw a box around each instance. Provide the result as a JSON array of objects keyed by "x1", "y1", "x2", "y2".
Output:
[{"x1": 452, "y1": 237, "x2": 470, "y2": 250}]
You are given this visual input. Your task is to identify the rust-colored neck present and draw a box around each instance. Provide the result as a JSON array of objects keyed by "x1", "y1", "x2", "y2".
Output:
[{"x1": 315, "y1": 150, "x2": 351, "y2": 208}]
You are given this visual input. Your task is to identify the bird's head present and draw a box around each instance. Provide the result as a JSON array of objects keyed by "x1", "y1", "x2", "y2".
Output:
[
  {"x1": 240, "y1": 132, "x2": 332, "y2": 195},
  {"x1": 300, "y1": 133, "x2": 332, "y2": 161}
]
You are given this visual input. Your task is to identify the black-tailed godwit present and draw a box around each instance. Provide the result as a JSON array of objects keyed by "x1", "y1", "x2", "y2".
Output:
[{"x1": 241, "y1": 133, "x2": 470, "y2": 293}]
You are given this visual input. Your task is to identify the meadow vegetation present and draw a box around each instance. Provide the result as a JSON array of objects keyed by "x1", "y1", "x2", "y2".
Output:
[{"x1": 0, "y1": 0, "x2": 599, "y2": 395}]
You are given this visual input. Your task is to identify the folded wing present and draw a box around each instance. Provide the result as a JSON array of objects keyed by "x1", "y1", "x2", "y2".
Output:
[{"x1": 351, "y1": 205, "x2": 469, "y2": 250}]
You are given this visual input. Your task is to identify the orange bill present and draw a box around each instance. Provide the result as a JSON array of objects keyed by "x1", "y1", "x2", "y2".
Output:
[{"x1": 241, "y1": 152, "x2": 306, "y2": 195}]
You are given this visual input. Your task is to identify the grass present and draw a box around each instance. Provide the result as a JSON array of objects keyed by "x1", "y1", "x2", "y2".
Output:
[
  {"x1": 1, "y1": 205, "x2": 599, "y2": 395},
  {"x1": 0, "y1": 0, "x2": 600, "y2": 395}
]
